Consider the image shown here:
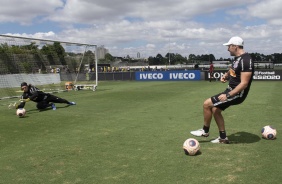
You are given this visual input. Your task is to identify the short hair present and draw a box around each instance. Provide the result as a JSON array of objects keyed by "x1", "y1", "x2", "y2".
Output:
[{"x1": 21, "y1": 82, "x2": 28, "y2": 87}]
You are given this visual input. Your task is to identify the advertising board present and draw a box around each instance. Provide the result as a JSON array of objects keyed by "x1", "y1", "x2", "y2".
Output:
[{"x1": 136, "y1": 70, "x2": 201, "y2": 81}]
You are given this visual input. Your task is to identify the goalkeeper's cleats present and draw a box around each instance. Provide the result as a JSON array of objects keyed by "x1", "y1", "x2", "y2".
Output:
[
  {"x1": 210, "y1": 137, "x2": 230, "y2": 144},
  {"x1": 51, "y1": 103, "x2": 56, "y2": 110},
  {"x1": 190, "y1": 129, "x2": 209, "y2": 137},
  {"x1": 68, "y1": 102, "x2": 76, "y2": 105},
  {"x1": 8, "y1": 102, "x2": 18, "y2": 109}
]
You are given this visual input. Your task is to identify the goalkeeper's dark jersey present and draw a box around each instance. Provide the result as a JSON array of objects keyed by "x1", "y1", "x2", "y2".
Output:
[
  {"x1": 228, "y1": 52, "x2": 254, "y2": 98},
  {"x1": 21, "y1": 85, "x2": 48, "y2": 102}
]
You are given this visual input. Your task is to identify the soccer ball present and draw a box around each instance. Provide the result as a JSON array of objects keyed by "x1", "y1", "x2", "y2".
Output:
[
  {"x1": 183, "y1": 138, "x2": 200, "y2": 156},
  {"x1": 16, "y1": 108, "x2": 26, "y2": 118},
  {"x1": 261, "y1": 125, "x2": 277, "y2": 140}
]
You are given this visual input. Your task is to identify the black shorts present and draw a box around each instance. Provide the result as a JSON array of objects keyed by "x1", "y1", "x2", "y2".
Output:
[{"x1": 211, "y1": 88, "x2": 246, "y2": 111}]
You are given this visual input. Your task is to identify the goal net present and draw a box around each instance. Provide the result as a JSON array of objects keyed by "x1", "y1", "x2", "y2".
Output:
[{"x1": 0, "y1": 34, "x2": 98, "y2": 105}]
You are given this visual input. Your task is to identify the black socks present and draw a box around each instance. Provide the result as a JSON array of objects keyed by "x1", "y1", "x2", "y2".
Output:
[
  {"x1": 203, "y1": 125, "x2": 227, "y2": 139},
  {"x1": 203, "y1": 125, "x2": 210, "y2": 133},
  {"x1": 219, "y1": 131, "x2": 227, "y2": 139}
]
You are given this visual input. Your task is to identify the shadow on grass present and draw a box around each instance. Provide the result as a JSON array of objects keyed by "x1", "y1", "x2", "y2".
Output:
[
  {"x1": 198, "y1": 131, "x2": 261, "y2": 144},
  {"x1": 26, "y1": 105, "x2": 73, "y2": 114},
  {"x1": 228, "y1": 131, "x2": 261, "y2": 144},
  {"x1": 183, "y1": 149, "x2": 202, "y2": 156}
]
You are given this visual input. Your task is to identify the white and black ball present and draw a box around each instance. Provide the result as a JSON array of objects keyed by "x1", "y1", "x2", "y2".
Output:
[{"x1": 183, "y1": 138, "x2": 200, "y2": 156}]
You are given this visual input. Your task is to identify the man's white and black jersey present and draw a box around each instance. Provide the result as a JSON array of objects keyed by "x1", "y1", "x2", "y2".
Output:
[
  {"x1": 22, "y1": 85, "x2": 48, "y2": 102},
  {"x1": 228, "y1": 52, "x2": 254, "y2": 97}
]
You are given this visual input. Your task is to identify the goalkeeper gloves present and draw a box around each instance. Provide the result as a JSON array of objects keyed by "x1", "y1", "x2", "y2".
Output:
[
  {"x1": 19, "y1": 98, "x2": 30, "y2": 103},
  {"x1": 8, "y1": 102, "x2": 18, "y2": 109}
]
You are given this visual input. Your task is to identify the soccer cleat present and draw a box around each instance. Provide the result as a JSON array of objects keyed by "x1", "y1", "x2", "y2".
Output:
[
  {"x1": 190, "y1": 129, "x2": 209, "y2": 137},
  {"x1": 68, "y1": 102, "x2": 76, "y2": 105},
  {"x1": 51, "y1": 103, "x2": 56, "y2": 110},
  {"x1": 210, "y1": 137, "x2": 230, "y2": 144}
]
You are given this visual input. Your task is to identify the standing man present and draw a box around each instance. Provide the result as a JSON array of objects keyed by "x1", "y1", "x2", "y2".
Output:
[
  {"x1": 190, "y1": 36, "x2": 254, "y2": 143},
  {"x1": 10, "y1": 82, "x2": 76, "y2": 110},
  {"x1": 209, "y1": 61, "x2": 214, "y2": 82}
]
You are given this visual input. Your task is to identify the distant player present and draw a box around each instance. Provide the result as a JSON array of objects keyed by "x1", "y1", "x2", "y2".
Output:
[
  {"x1": 10, "y1": 82, "x2": 76, "y2": 110},
  {"x1": 209, "y1": 61, "x2": 214, "y2": 82}
]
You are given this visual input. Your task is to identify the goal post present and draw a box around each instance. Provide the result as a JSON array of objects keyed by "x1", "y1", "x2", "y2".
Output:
[
  {"x1": 0, "y1": 34, "x2": 98, "y2": 104},
  {"x1": 73, "y1": 44, "x2": 98, "y2": 91}
]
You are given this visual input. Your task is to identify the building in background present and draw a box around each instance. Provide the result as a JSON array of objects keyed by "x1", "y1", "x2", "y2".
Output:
[
  {"x1": 96, "y1": 45, "x2": 109, "y2": 59},
  {"x1": 137, "y1": 52, "x2": 140, "y2": 59}
]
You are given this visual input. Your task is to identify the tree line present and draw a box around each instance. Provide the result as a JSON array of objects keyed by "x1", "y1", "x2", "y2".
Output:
[
  {"x1": 102, "y1": 52, "x2": 282, "y2": 66},
  {"x1": 146, "y1": 52, "x2": 282, "y2": 65},
  {"x1": 1, "y1": 41, "x2": 281, "y2": 74},
  {"x1": 0, "y1": 42, "x2": 95, "y2": 74}
]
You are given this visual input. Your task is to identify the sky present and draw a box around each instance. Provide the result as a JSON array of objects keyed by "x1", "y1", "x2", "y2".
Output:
[{"x1": 0, "y1": 0, "x2": 282, "y2": 59}]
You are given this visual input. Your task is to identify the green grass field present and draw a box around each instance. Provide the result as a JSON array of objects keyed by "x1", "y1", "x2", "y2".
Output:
[{"x1": 0, "y1": 81, "x2": 281, "y2": 184}]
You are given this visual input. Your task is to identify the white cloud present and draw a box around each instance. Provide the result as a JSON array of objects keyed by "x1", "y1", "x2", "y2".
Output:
[
  {"x1": 248, "y1": 0, "x2": 282, "y2": 25},
  {"x1": 7, "y1": 31, "x2": 56, "y2": 38},
  {"x1": 0, "y1": 0, "x2": 63, "y2": 25},
  {"x1": 1, "y1": 0, "x2": 281, "y2": 59}
]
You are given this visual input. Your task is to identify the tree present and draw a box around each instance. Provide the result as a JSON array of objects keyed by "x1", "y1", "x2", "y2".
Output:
[
  {"x1": 53, "y1": 42, "x2": 66, "y2": 65},
  {"x1": 41, "y1": 44, "x2": 57, "y2": 65},
  {"x1": 209, "y1": 54, "x2": 216, "y2": 62},
  {"x1": 0, "y1": 43, "x2": 19, "y2": 73},
  {"x1": 40, "y1": 42, "x2": 67, "y2": 65},
  {"x1": 174, "y1": 53, "x2": 187, "y2": 64},
  {"x1": 188, "y1": 54, "x2": 199, "y2": 63},
  {"x1": 272, "y1": 53, "x2": 282, "y2": 63},
  {"x1": 249, "y1": 52, "x2": 262, "y2": 61},
  {"x1": 156, "y1": 53, "x2": 166, "y2": 65},
  {"x1": 148, "y1": 54, "x2": 165, "y2": 65},
  {"x1": 84, "y1": 50, "x2": 96, "y2": 65},
  {"x1": 22, "y1": 61, "x2": 33, "y2": 73},
  {"x1": 105, "y1": 53, "x2": 114, "y2": 62}
]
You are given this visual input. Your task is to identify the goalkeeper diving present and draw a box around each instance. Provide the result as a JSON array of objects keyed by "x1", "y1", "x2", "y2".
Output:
[{"x1": 9, "y1": 82, "x2": 76, "y2": 110}]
